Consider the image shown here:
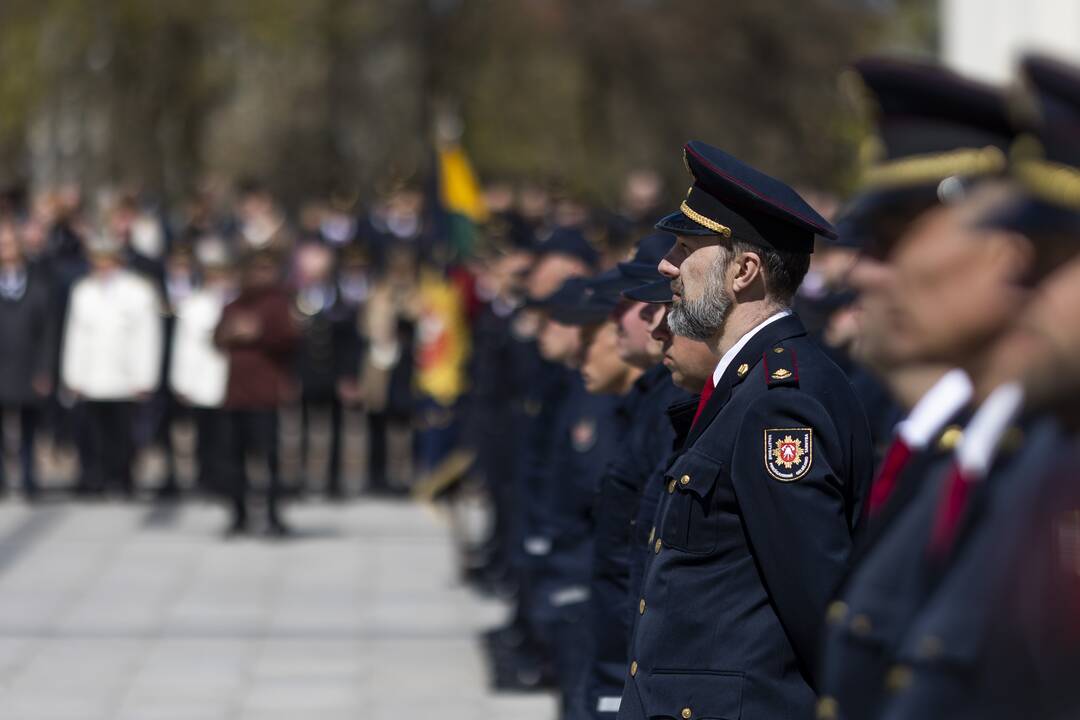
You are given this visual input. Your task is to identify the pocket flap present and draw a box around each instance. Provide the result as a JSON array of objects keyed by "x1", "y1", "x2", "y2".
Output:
[
  {"x1": 645, "y1": 671, "x2": 744, "y2": 720},
  {"x1": 666, "y1": 451, "x2": 724, "y2": 499}
]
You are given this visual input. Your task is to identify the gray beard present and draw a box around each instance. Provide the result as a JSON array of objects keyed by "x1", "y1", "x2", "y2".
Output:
[{"x1": 667, "y1": 253, "x2": 733, "y2": 341}]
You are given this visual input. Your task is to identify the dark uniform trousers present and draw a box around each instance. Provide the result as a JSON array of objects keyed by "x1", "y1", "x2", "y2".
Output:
[
  {"x1": 581, "y1": 365, "x2": 688, "y2": 719},
  {"x1": 78, "y1": 400, "x2": 135, "y2": 494},
  {"x1": 619, "y1": 315, "x2": 873, "y2": 720}
]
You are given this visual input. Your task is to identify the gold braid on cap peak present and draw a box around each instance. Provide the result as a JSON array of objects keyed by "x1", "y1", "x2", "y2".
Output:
[
  {"x1": 1014, "y1": 159, "x2": 1080, "y2": 210},
  {"x1": 679, "y1": 201, "x2": 733, "y2": 238},
  {"x1": 860, "y1": 146, "x2": 1007, "y2": 190}
]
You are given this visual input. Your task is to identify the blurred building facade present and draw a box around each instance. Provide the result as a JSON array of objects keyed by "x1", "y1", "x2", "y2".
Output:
[{"x1": 943, "y1": 0, "x2": 1080, "y2": 81}]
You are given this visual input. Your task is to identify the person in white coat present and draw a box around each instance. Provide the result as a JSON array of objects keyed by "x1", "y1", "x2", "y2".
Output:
[
  {"x1": 169, "y1": 240, "x2": 233, "y2": 495},
  {"x1": 61, "y1": 234, "x2": 163, "y2": 496}
]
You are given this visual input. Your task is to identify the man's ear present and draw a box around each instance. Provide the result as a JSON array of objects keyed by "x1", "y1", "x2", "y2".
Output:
[
  {"x1": 984, "y1": 229, "x2": 1034, "y2": 285},
  {"x1": 731, "y1": 250, "x2": 764, "y2": 295}
]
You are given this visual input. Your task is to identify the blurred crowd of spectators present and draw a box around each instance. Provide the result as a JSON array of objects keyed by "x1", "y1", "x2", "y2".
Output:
[{"x1": 0, "y1": 173, "x2": 673, "y2": 532}]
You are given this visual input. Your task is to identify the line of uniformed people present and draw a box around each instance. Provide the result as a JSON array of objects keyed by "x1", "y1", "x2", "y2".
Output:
[{"x1": 462, "y1": 51, "x2": 1080, "y2": 720}]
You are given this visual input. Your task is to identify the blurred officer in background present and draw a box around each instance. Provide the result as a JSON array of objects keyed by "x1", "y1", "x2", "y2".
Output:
[
  {"x1": 487, "y1": 229, "x2": 597, "y2": 691},
  {"x1": 214, "y1": 248, "x2": 300, "y2": 536},
  {"x1": 0, "y1": 221, "x2": 54, "y2": 500},
  {"x1": 464, "y1": 218, "x2": 535, "y2": 593},
  {"x1": 621, "y1": 142, "x2": 873, "y2": 720},
  {"x1": 867, "y1": 54, "x2": 1080, "y2": 720},
  {"x1": 169, "y1": 238, "x2": 234, "y2": 496},
  {"x1": 816, "y1": 57, "x2": 1062, "y2": 720},
  {"x1": 62, "y1": 233, "x2": 162, "y2": 497},
  {"x1": 818, "y1": 58, "x2": 1018, "y2": 720},
  {"x1": 534, "y1": 276, "x2": 629, "y2": 719},
  {"x1": 578, "y1": 233, "x2": 693, "y2": 720}
]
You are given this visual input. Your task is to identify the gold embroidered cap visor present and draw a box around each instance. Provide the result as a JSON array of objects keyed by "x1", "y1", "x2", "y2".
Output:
[
  {"x1": 655, "y1": 184, "x2": 818, "y2": 253},
  {"x1": 979, "y1": 160, "x2": 1080, "y2": 237}
]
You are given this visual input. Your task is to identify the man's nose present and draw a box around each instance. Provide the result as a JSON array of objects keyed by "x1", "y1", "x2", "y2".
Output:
[
  {"x1": 658, "y1": 255, "x2": 680, "y2": 280},
  {"x1": 650, "y1": 306, "x2": 671, "y2": 341}
]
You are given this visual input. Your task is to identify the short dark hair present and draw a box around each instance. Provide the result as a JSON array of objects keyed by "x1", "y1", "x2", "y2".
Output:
[{"x1": 732, "y1": 240, "x2": 810, "y2": 306}]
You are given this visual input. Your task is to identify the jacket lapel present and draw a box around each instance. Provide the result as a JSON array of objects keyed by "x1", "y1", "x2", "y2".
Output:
[{"x1": 684, "y1": 314, "x2": 807, "y2": 448}]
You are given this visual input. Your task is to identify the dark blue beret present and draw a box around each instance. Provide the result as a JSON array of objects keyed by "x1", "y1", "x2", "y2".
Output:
[
  {"x1": 617, "y1": 232, "x2": 675, "y2": 280},
  {"x1": 656, "y1": 140, "x2": 836, "y2": 252},
  {"x1": 536, "y1": 227, "x2": 600, "y2": 268},
  {"x1": 622, "y1": 278, "x2": 673, "y2": 304},
  {"x1": 541, "y1": 276, "x2": 614, "y2": 326}
]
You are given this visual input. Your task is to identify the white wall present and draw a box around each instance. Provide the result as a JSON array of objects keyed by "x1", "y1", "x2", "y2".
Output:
[{"x1": 942, "y1": 0, "x2": 1080, "y2": 81}]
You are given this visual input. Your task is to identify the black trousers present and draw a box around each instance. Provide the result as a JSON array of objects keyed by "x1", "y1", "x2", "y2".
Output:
[
  {"x1": 78, "y1": 401, "x2": 134, "y2": 495},
  {"x1": 192, "y1": 407, "x2": 228, "y2": 494},
  {"x1": 299, "y1": 393, "x2": 344, "y2": 496},
  {"x1": 0, "y1": 405, "x2": 39, "y2": 492},
  {"x1": 225, "y1": 409, "x2": 283, "y2": 522}
]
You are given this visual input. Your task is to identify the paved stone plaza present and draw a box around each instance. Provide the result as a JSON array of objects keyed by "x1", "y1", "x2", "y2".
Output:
[{"x1": 0, "y1": 499, "x2": 555, "y2": 719}]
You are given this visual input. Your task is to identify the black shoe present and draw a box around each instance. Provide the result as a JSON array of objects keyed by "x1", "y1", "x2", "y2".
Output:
[
  {"x1": 224, "y1": 517, "x2": 248, "y2": 538},
  {"x1": 266, "y1": 516, "x2": 292, "y2": 538},
  {"x1": 154, "y1": 482, "x2": 182, "y2": 502}
]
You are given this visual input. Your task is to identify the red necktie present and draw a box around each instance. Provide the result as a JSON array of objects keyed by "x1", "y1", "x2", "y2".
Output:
[
  {"x1": 691, "y1": 374, "x2": 716, "y2": 429},
  {"x1": 867, "y1": 437, "x2": 914, "y2": 517},
  {"x1": 927, "y1": 462, "x2": 973, "y2": 560}
]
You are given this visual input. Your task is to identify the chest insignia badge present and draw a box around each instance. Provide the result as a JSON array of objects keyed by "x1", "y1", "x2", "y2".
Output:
[
  {"x1": 765, "y1": 428, "x2": 813, "y2": 481},
  {"x1": 572, "y1": 418, "x2": 598, "y2": 453}
]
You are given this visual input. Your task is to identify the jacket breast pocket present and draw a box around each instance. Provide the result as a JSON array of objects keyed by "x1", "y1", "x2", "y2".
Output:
[
  {"x1": 659, "y1": 450, "x2": 724, "y2": 555},
  {"x1": 645, "y1": 670, "x2": 744, "y2": 720}
]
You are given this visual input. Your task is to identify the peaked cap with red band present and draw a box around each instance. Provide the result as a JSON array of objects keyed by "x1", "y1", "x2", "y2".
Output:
[{"x1": 655, "y1": 140, "x2": 836, "y2": 253}]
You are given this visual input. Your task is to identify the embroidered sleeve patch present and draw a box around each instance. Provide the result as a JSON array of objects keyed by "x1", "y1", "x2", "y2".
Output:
[{"x1": 764, "y1": 428, "x2": 813, "y2": 481}]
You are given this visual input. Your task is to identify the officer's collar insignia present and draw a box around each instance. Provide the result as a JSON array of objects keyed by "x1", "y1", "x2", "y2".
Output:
[
  {"x1": 765, "y1": 428, "x2": 813, "y2": 482},
  {"x1": 936, "y1": 425, "x2": 963, "y2": 452},
  {"x1": 771, "y1": 368, "x2": 793, "y2": 380},
  {"x1": 572, "y1": 418, "x2": 598, "y2": 453},
  {"x1": 737, "y1": 363, "x2": 749, "y2": 377}
]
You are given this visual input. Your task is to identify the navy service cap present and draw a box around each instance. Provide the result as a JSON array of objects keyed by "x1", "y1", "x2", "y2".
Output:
[
  {"x1": 656, "y1": 141, "x2": 836, "y2": 252},
  {"x1": 988, "y1": 54, "x2": 1080, "y2": 236},
  {"x1": 837, "y1": 57, "x2": 1014, "y2": 251}
]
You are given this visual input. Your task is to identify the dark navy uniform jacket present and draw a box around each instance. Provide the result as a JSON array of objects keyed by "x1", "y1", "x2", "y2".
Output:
[
  {"x1": 533, "y1": 375, "x2": 621, "y2": 626},
  {"x1": 876, "y1": 420, "x2": 1061, "y2": 720},
  {"x1": 977, "y1": 439, "x2": 1080, "y2": 720},
  {"x1": 629, "y1": 397, "x2": 700, "y2": 622},
  {"x1": 584, "y1": 365, "x2": 690, "y2": 718},
  {"x1": 817, "y1": 450, "x2": 953, "y2": 720},
  {"x1": 620, "y1": 314, "x2": 874, "y2": 720}
]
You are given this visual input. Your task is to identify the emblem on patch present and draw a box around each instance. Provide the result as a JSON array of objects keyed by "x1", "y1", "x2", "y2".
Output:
[
  {"x1": 764, "y1": 428, "x2": 813, "y2": 481},
  {"x1": 572, "y1": 418, "x2": 598, "y2": 453}
]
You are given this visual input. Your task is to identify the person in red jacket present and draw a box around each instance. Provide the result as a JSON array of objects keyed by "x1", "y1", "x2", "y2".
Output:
[{"x1": 215, "y1": 247, "x2": 301, "y2": 536}]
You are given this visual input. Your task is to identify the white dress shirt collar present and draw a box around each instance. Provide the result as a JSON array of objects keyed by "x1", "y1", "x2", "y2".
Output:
[
  {"x1": 894, "y1": 368, "x2": 973, "y2": 450},
  {"x1": 711, "y1": 309, "x2": 792, "y2": 387}
]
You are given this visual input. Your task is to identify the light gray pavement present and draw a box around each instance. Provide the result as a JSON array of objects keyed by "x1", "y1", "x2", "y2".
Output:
[{"x1": 0, "y1": 499, "x2": 556, "y2": 719}]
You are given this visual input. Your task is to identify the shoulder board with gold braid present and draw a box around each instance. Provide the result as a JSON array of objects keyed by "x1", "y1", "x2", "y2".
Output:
[{"x1": 763, "y1": 345, "x2": 799, "y2": 388}]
